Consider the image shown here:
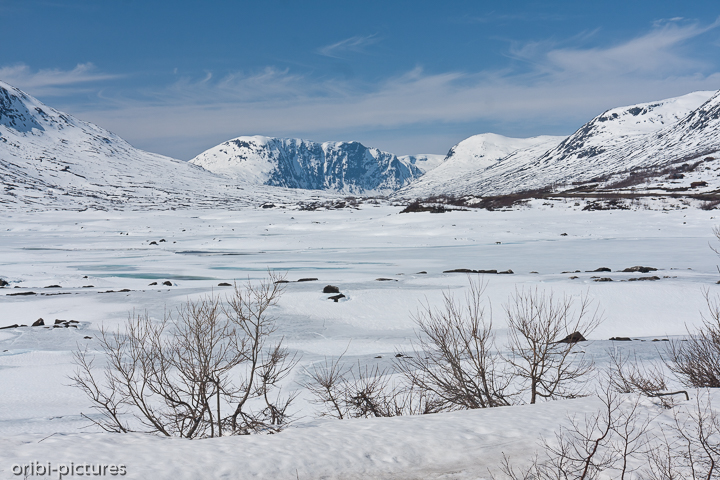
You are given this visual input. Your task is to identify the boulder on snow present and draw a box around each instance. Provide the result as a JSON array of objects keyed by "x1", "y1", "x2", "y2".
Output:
[
  {"x1": 610, "y1": 337, "x2": 632, "y2": 341},
  {"x1": 32, "y1": 318, "x2": 44, "y2": 327},
  {"x1": 622, "y1": 266, "x2": 658, "y2": 273},
  {"x1": 323, "y1": 285, "x2": 340, "y2": 294},
  {"x1": 0, "y1": 279, "x2": 8, "y2": 287},
  {"x1": 588, "y1": 267, "x2": 611, "y2": 272},
  {"x1": 218, "y1": 282, "x2": 232, "y2": 287},
  {"x1": 328, "y1": 294, "x2": 346, "y2": 302},
  {"x1": 162, "y1": 281, "x2": 173, "y2": 286},
  {"x1": 297, "y1": 278, "x2": 318, "y2": 282},
  {"x1": 557, "y1": 332, "x2": 587, "y2": 344}
]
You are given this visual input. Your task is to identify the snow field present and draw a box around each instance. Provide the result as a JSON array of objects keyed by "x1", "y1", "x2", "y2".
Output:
[{"x1": 1, "y1": 203, "x2": 719, "y2": 478}]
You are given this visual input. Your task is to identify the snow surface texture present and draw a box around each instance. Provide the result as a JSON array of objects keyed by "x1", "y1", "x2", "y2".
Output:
[
  {"x1": 190, "y1": 135, "x2": 423, "y2": 194},
  {"x1": 0, "y1": 82, "x2": 342, "y2": 211},
  {"x1": 1, "y1": 204, "x2": 720, "y2": 478},
  {"x1": 396, "y1": 91, "x2": 720, "y2": 198}
]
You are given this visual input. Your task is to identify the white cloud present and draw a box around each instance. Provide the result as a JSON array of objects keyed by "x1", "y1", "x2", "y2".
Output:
[
  {"x1": 317, "y1": 34, "x2": 379, "y2": 58},
  {"x1": 0, "y1": 63, "x2": 120, "y2": 96},
  {"x1": 11, "y1": 19, "x2": 720, "y2": 158}
]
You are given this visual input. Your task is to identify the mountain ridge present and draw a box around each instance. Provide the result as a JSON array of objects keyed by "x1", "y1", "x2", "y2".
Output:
[{"x1": 190, "y1": 135, "x2": 424, "y2": 194}]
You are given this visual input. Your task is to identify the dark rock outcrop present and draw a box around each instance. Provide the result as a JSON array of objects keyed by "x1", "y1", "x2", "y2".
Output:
[{"x1": 557, "y1": 332, "x2": 587, "y2": 343}]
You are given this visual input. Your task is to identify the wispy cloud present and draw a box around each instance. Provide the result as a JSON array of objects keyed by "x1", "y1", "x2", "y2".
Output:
[
  {"x1": 317, "y1": 34, "x2": 380, "y2": 58},
  {"x1": 0, "y1": 63, "x2": 120, "y2": 96},
  {"x1": 11, "y1": 18, "x2": 720, "y2": 159}
]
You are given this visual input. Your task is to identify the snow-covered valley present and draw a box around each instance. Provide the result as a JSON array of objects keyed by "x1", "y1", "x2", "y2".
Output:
[
  {"x1": 2, "y1": 78, "x2": 720, "y2": 479},
  {"x1": 1, "y1": 204, "x2": 719, "y2": 478}
]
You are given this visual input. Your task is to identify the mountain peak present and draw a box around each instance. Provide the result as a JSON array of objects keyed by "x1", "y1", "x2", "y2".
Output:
[{"x1": 191, "y1": 136, "x2": 423, "y2": 194}]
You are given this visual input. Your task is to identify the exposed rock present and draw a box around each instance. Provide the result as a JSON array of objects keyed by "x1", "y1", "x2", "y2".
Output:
[
  {"x1": 162, "y1": 281, "x2": 173, "y2": 286},
  {"x1": 31, "y1": 318, "x2": 44, "y2": 327},
  {"x1": 610, "y1": 337, "x2": 632, "y2": 341},
  {"x1": 323, "y1": 285, "x2": 340, "y2": 294},
  {"x1": 375, "y1": 278, "x2": 397, "y2": 281},
  {"x1": 628, "y1": 276, "x2": 661, "y2": 281},
  {"x1": 0, "y1": 279, "x2": 8, "y2": 287},
  {"x1": 328, "y1": 294, "x2": 346, "y2": 302},
  {"x1": 44, "y1": 285, "x2": 61, "y2": 288},
  {"x1": 570, "y1": 276, "x2": 579, "y2": 279},
  {"x1": 149, "y1": 241, "x2": 158, "y2": 245},
  {"x1": 82, "y1": 285, "x2": 94, "y2": 288},
  {"x1": 561, "y1": 233, "x2": 568, "y2": 236},
  {"x1": 498, "y1": 269, "x2": 514, "y2": 274},
  {"x1": 691, "y1": 181, "x2": 708, "y2": 188},
  {"x1": 622, "y1": 266, "x2": 658, "y2": 273},
  {"x1": 0, "y1": 324, "x2": 19, "y2": 330},
  {"x1": 148, "y1": 282, "x2": 157, "y2": 286},
  {"x1": 588, "y1": 267, "x2": 611, "y2": 272},
  {"x1": 7, "y1": 291, "x2": 36, "y2": 296},
  {"x1": 118, "y1": 288, "x2": 131, "y2": 292},
  {"x1": 274, "y1": 280, "x2": 290, "y2": 284},
  {"x1": 297, "y1": 278, "x2": 318, "y2": 282},
  {"x1": 218, "y1": 282, "x2": 232, "y2": 287},
  {"x1": 84, "y1": 336, "x2": 92, "y2": 339},
  {"x1": 557, "y1": 332, "x2": 587, "y2": 343},
  {"x1": 415, "y1": 271, "x2": 427, "y2": 274},
  {"x1": 159, "y1": 239, "x2": 166, "y2": 242},
  {"x1": 443, "y1": 268, "x2": 499, "y2": 274},
  {"x1": 594, "y1": 278, "x2": 613, "y2": 282}
]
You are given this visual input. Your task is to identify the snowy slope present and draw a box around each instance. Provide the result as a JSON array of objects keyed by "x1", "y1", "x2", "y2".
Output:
[
  {"x1": 397, "y1": 153, "x2": 445, "y2": 174},
  {"x1": 397, "y1": 134, "x2": 565, "y2": 198},
  {"x1": 396, "y1": 91, "x2": 719, "y2": 198},
  {"x1": 190, "y1": 135, "x2": 423, "y2": 194},
  {"x1": 0, "y1": 82, "x2": 338, "y2": 210}
]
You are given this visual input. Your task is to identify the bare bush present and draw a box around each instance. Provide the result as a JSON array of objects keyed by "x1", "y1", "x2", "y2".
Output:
[
  {"x1": 496, "y1": 388, "x2": 653, "y2": 480},
  {"x1": 504, "y1": 288, "x2": 602, "y2": 403},
  {"x1": 665, "y1": 291, "x2": 720, "y2": 388},
  {"x1": 644, "y1": 392, "x2": 720, "y2": 480},
  {"x1": 396, "y1": 279, "x2": 511, "y2": 410},
  {"x1": 71, "y1": 273, "x2": 297, "y2": 438},
  {"x1": 305, "y1": 354, "x2": 442, "y2": 419}
]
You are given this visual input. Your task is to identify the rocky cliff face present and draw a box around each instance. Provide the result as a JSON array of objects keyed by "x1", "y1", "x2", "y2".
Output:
[{"x1": 190, "y1": 135, "x2": 423, "y2": 194}]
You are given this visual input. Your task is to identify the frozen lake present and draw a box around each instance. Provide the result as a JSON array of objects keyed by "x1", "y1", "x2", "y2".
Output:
[{"x1": 1, "y1": 202, "x2": 719, "y2": 478}]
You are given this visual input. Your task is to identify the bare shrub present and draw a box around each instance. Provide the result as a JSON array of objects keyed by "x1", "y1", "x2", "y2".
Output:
[
  {"x1": 665, "y1": 291, "x2": 720, "y2": 388},
  {"x1": 504, "y1": 288, "x2": 602, "y2": 403},
  {"x1": 396, "y1": 279, "x2": 511, "y2": 410},
  {"x1": 71, "y1": 273, "x2": 297, "y2": 438},
  {"x1": 305, "y1": 354, "x2": 442, "y2": 419},
  {"x1": 644, "y1": 392, "x2": 720, "y2": 480},
  {"x1": 496, "y1": 388, "x2": 653, "y2": 480}
]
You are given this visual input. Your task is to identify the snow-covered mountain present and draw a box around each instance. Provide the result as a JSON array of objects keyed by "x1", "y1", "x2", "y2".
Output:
[
  {"x1": 398, "y1": 134, "x2": 565, "y2": 198},
  {"x1": 190, "y1": 136, "x2": 423, "y2": 194},
  {"x1": 397, "y1": 154, "x2": 445, "y2": 174},
  {"x1": 396, "y1": 91, "x2": 720, "y2": 199},
  {"x1": 0, "y1": 82, "x2": 339, "y2": 210}
]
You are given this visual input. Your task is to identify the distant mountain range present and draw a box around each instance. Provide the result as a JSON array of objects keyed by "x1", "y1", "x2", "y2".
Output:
[
  {"x1": 395, "y1": 90, "x2": 719, "y2": 199},
  {"x1": 2, "y1": 80, "x2": 720, "y2": 210},
  {"x1": 190, "y1": 136, "x2": 423, "y2": 194}
]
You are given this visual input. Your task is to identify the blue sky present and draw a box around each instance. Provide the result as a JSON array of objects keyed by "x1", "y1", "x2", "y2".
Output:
[{"x1": 2, "y1": 0, "x2": 720, "y2": 159}]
